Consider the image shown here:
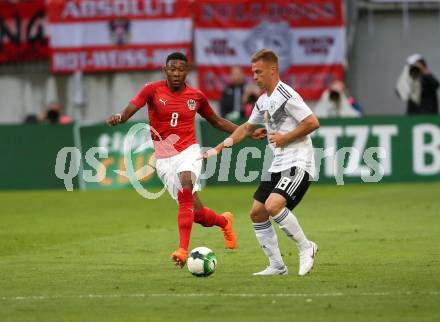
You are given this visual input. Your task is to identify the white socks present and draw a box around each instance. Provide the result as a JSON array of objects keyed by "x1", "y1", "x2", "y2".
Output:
[
  {"x1": 273, "y1": 208, "x2": 311, "y2": 252},
  {"x1": 252, "y1": 220, "x2": 285, "y2": 269}
]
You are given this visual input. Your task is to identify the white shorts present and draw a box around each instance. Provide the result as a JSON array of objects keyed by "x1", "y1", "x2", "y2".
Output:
[{"x1": 155, "y1": 144, "x2": 202, "y2": 200}]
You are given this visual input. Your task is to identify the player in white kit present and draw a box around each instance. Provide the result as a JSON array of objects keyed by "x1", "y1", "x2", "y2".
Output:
[{"x1": 203, "y1": 49, "x2": 320, "y2": 276}]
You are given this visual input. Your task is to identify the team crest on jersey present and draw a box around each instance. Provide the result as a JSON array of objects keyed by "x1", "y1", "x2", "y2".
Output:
[{"x1": 187, "y1": 99, "x2": 196, "y2": 110}]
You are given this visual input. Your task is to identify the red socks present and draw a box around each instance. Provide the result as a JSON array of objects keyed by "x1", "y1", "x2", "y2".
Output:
[
  {"x1": 194, "y1": 207, "x2": 227, "y2": 228},
  {"x1": 177, "y1": 188, "x2": 227, "y2": 249},
  {"x1": 177, "y1": 188, "x2": 194, "y2": 250}
]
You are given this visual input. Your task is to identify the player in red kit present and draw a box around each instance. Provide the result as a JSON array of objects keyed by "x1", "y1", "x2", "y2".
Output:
[{"x1": 107, "y1": 52, "x2": 265, "y2": 268}]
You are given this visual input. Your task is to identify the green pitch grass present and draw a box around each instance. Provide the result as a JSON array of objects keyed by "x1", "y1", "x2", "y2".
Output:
[{"x1": 0, "y1": 183, "x2": 439, "y2": 322}]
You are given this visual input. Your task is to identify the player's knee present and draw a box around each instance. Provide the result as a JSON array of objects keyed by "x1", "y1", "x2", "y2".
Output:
[
  {"x1": 179, "y1": 171, "x2": 195, "y2": 191},
  {"x1": 180, "y1": 183, "x2": 193, "y2": 191},
  {"x1": 264, "y1": 200, "x2": 283, "y2": 217},
  {"x1": 250, "y1": 209, "x2": 264, "y2": 223},
  {"x1": 249, "y1": 209, "x2": 257, "y2": 222}
]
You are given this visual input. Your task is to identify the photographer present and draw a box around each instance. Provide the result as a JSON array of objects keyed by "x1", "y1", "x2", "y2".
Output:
[
  {"x1": 396, "y1": 54, "x2": 439, "y2": 115},
  {"x1": 314, "y1": 80, "x2": 361, "y2": 118}
]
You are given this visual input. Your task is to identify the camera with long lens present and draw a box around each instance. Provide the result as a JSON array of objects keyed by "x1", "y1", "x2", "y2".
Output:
[
  {"x1": 409, "y1": 65, "x2": 421, "y2": 79},
  {"x1": 329, "y1": 90, "x2": 340, "y2": 103}
]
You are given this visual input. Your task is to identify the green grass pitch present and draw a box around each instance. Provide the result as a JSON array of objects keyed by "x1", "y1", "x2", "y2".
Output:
[{"x1": 0, "y1": 183, "x2": 439, "y2": 322}]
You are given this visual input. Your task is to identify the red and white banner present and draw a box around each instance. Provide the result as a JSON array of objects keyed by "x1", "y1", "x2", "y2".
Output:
[
  {"x1": 47, "y1": 0, "x2": 193, "y2": 72},
  {"x1": 0, "y1": 0, "x2": 48, "y2": 64},
  {"x1": 194, "y1": 0, "x2": 345, "y2": 100}
]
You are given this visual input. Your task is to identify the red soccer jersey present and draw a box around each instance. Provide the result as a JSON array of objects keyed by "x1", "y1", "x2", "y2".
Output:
[{"x1": 130, "y1": 80, "x2": 215, "y2": 158}]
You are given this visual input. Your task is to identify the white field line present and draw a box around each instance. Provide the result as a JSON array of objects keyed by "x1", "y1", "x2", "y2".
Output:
[{"x1": 1, "y1": 291, "x2": 439, "y2": 301}]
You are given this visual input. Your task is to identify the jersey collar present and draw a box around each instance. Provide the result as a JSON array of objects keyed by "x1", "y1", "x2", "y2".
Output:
[{"x1": 165, "y1": 81, "x2": 188, "y2": 95}]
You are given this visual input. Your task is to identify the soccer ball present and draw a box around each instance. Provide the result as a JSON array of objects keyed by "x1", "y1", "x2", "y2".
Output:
[{"x1": 187, "y1": 247, "x2": 217, "y2": 277}]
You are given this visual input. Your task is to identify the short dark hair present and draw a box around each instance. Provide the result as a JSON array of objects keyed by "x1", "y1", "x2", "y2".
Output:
[
  {"x1": 251, "y1": 48, "x2": 279, "y2": 66},
  {"x1": 166, "y1": 52, "x2": 188, "y2": 64}
]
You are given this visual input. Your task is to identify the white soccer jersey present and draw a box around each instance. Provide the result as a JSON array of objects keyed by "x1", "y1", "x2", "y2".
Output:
[{"x1": 248, "y1": 80, "x2": 316, "y2": 177}]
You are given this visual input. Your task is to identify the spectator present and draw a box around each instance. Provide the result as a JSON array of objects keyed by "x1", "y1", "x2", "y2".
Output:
[
  {"x1": 220, "y1": 66, "x2": 246, "y2": 120},
  {"x1": 23, "y1": 114, "x2": 39, "y2": 124},
  {"x1": 42, "y1": 102, "x2": 71, "y2": 125},
  {"x1": 314, "y1": 80, "x2": 361, "y2": 118},
  {"x1": 396, "y1": 54, "x2": 439, "y2": 115}
]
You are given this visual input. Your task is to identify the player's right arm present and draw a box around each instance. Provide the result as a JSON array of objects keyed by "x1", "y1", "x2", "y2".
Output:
[
  {"x1": 106, "y1": 82, "x2": 156, "y2": 127},
  {"x1": 106, "y1": 103, "x2": 139, "y2": 126}
]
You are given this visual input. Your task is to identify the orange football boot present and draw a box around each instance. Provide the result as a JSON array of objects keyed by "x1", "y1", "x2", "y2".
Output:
[
  {"x1": 171, "y1": 248, "x2": 188, "y2": 268},
  {"x1": 221, "y1": 212, "x2": 236, "y2": 249}
]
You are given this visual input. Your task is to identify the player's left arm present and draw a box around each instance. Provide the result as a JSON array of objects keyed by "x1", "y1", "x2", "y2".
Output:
[
  {"x1": 204, "y1": 112, "x2": 238, "y2": 134},
  {"x1": 199, "y1": 91, "x2": 266, "y2": 139},
  {"x1": 204, "y1": 112, "x2": 266, "y2": 139},
  {"x1": 201, "y1": 121, "x2": 259, "y2": 159},
  {"x1": 269, "y1": 114, "x2": 319, "y2": 148}
]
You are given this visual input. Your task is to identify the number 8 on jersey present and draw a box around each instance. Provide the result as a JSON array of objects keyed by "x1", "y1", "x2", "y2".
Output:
[{"x1": 170, "y1": 112, "x2": 179, "y2": 127}]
